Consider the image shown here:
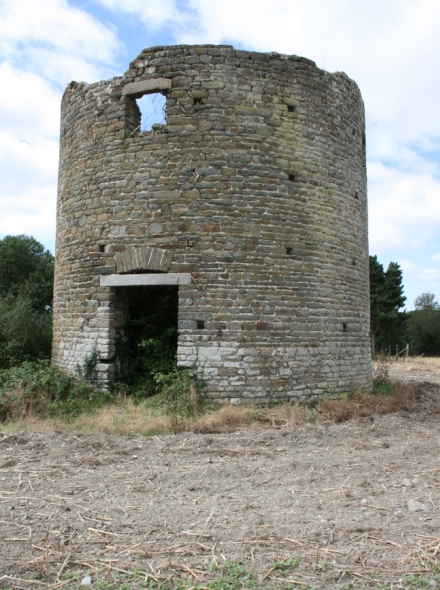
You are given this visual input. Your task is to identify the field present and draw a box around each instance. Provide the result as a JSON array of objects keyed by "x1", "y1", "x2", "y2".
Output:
[{"x1": 0, "y1": 359, "x2": 439, "y2": 589}]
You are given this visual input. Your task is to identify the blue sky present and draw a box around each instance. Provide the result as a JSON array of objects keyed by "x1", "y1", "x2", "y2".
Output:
[{"x1": 1, "y1": 0, "x2": 439, "y2": 309}]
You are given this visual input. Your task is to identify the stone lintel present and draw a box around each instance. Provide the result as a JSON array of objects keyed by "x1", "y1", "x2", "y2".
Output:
[
  {"x1": 100, "y1": 273, "x2": 191, "y2": 287},
  {"x1": 122, "y1": 78, "x2": 172, "y2": 98}
]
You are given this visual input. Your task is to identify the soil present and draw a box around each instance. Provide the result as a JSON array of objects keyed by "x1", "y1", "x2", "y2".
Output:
[{"x1": 1, "y1": 364, "x2": 439, "y2": 589}]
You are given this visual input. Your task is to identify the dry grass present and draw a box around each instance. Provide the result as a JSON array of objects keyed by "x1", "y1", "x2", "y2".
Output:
[
  {"x1": 1, "y1": 380, "x2": 418, "y2": 436},
  {"x1": 375, "y1": 354, "x2": 440, "y2": 370},
  {"x1": 317, "y1": 382, "x2": 412, "y2": 423},
  {"x1": 402, "y1": 356, "x2": 440, "y2": 370}
]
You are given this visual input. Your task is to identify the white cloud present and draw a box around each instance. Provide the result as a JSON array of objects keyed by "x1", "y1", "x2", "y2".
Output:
[
  {"x1": 0, "y1": 0, "x2": 122, "y2": 251},
  {"x1": 0, "y1": 64, "x2": 61, "y2": 140},
  {"x1": 96, "y1": 0, "x2": 183, "y2": 29},
  {"x1": 0, "y1": 0, "x2": 121, "y2": 85},
  {"x1": 0, "y1": 184, "x2": 57, "y2": 237},
  {"x1": 0, "y1": 129, "x2": 59, "y2": 241},
  {"x1": 398, "y1": 259, "x2": 417, "y2": 273},
  {"x1": 368, "y1": 161, "x2": 440, "y2": 254},
  {"x1": 398, "y1": 262, "x2": 440, "y2": 308}
]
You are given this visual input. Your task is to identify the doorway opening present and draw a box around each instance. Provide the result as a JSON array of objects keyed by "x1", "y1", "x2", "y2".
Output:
[{"x1": 114, "y1": 284, "x2": 178, "y2": 395}]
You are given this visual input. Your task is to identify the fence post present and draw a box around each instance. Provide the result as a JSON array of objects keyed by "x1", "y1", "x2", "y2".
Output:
[
  {"x1": 406, "y1": 343, "x2": 409, "y2": 359},
  {"x1": 396, "y1": 344, "x2": 398, "y2": 361}
]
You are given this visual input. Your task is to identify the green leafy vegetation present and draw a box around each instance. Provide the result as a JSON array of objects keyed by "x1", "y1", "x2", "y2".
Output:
[
  {"x1": 369, "y1": 255, "x2": 440, "y2": 357},
  {"x1": 372, "y1": 378, "x2": 394, "y2": 395},
  {"x1": 155, "y1": 366, "x2": 201, "y2": 417},
  {"x1": 270, "y1": 557, "x2": 301, "y2": 571},
  {"x1": 0, "y1": 234, "x2": 54, "y2": 310},
  {"x1": 407, "y1": 292, "x2": 440, "y2": 355},
  {"x1": 0, "y1": 360, "x2": 113, "y2": 420},
  {"x1": 0, "y1": 235, "x2": 54, "y2": 368},
  {"x1": 0, "y1": 293, "x2": 52, "y2": 367},
  {"x1": 369, "y1": 255, "x2": 406, "y2": 356}
]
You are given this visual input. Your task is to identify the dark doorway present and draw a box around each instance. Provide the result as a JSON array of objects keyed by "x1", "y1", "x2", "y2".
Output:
[{"x1": 114, "y1": 285, "x2": 178, "y2": 394}]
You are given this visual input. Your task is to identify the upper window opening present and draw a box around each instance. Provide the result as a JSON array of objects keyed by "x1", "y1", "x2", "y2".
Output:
[
  {"x1": 136, "y1": 93, "x2": 167, "y2": 132},
  {"x1": 123, "y1": 78, "x2": 171, "y2": 136}
]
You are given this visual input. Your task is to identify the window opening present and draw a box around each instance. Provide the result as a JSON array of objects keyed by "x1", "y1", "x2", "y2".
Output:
[
  {"x1": 288, "y1": 173, "x2": 296, "y2": 182},
  {"x1": 286, "y1": 247, "x2": 293, "y2": 255},
  {"x1": 196, "y1": 320, "x2": 205, "y2": 330},
  {"x1": 136, "y1": 92, "x2": 167, "y2": 132},
  {"x1": 287, "y1": 105, "x2": 295, "y2": 112}
]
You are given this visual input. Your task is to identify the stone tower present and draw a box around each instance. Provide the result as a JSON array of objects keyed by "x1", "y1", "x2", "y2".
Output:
[{"x1": 53, "y1": 44, "x2": 372, "y2": 402}]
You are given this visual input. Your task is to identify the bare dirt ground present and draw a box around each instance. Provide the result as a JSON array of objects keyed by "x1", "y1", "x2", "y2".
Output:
[{"x1": 1, "y1": 364, "x2": 439, "y2": 589}]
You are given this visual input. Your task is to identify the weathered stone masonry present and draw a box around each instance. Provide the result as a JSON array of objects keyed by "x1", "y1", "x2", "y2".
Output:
[{"x1": 53, "y1": 44, "x2": 372, "y2": 402}]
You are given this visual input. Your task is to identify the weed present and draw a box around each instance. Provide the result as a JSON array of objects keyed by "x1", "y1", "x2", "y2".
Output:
[
  {"x1": 76, "y1": 345, "x2": 101, "y2": 386},
  {"x1": 0, "y1": 360, "x2": 112, "y2": 421},
  {"x1": 155, "y1": 367, "x2": 201, "y2": 418},
  {"x1": 205, "y1": 561, "x2": 259, "y2": 590},
  {"x1": 373, "y1": 379, "x2": 394, "y2": 395},
  {"x1": 402, "y1": 574, "x2": 430, "y2": 589},
  {"x1": 252, "y1": 408, "x2": 266, "y2": 422},
  {"x1": 271, "y1": 557, "x2": 301, "y2": 571},
  {"x1": 312, "y1": 559, "x2": 329, "y2": 572},
  {"x1": 373, "y1": 355, "x2": 391, "y2": 381}
]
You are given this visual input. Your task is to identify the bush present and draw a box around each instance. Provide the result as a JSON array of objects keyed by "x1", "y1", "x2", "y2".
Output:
[
  {"x1": 0, "y1": 361, "x2": 112, "y2": 421},
  {"x1": 154, "y1": 367, "x2": 200, "y2": 417},
  {"x1": 0, "y1": 294, "x2": 52, "y2": 368}
]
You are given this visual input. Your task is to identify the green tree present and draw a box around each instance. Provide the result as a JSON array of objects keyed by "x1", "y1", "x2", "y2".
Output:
[
  {"x1": 369, "y1": 255, "x2": 406, "y2": 355},
  {"x1": 0, "y1": 294, "x2": 53, "y2": 367},
  {"x1": 0, "y1": 235, "x2": 54, "y2": 368},
  {"x1": 0, "y1": 234, "x2": 54, "y2": 310},
  {"x1": 407, "y1": 292, "x2": 440, "y2": 355}
]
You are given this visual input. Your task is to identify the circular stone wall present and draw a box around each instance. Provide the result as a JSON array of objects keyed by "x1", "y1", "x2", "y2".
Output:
[{"x1": 53, "y1": 44, "x2": 372, "y2": 402}]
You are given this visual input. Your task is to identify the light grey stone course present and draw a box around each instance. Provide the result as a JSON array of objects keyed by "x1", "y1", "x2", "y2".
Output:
[{"x1": 100, "y1": 273, "x2": 191, "y2": 287}]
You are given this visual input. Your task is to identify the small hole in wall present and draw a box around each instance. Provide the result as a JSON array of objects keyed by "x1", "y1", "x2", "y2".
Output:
[
  {"x1": 351, "y1": 258, "x2": 356, "y2": 266},
  {"x1": 99, "y1": 244, "x2": 105, "y2": 253},
  {"x1": 362, "y1": 131, "x2": 366, "y2": 146},
  {"x1": 196, "y1": 320, "x2": 205, "y2": 330},
  {"x1": 286, "y1": 247, "x2": 293, "y2": 255},
  {"x1": 287, "y1": 105, "x2": 295, "y2": 112},
  {"x1": 193, "y1": 97, "x2": 203, "y2": 106},
  {"x1": 342, "y1": 323, "x2": 347, "y2": 332},
  {"x1": 354, "y1": 191, "x2": 359, "y2": 199},
  {"x1": 288, "y1": 173, "x2": 296, "y2": 182},
  {"x1": 352, "y1": 128, "x2": 356, "y2": 135}
]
